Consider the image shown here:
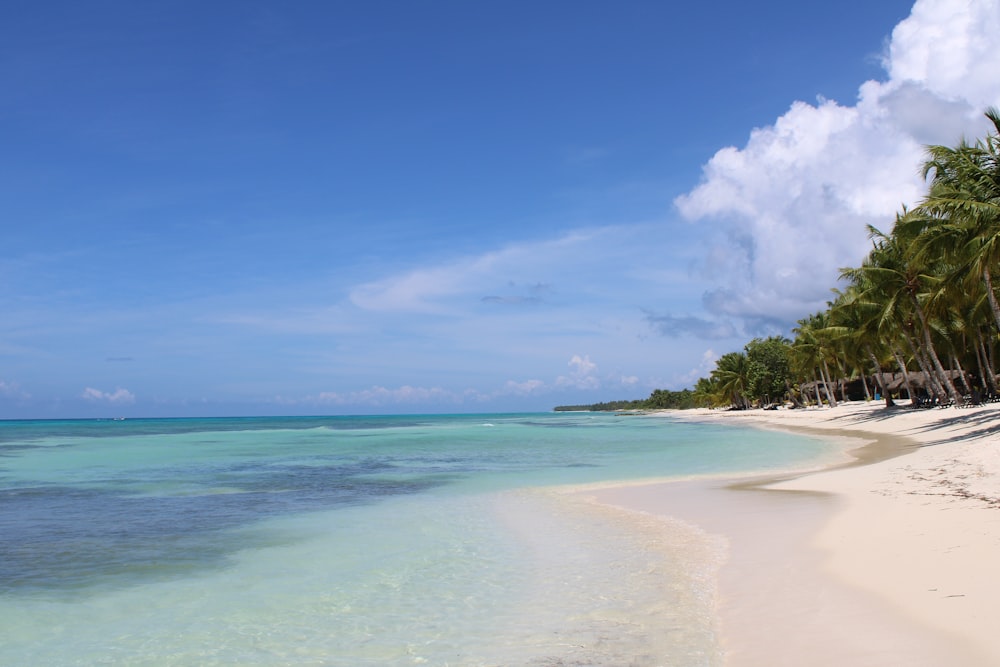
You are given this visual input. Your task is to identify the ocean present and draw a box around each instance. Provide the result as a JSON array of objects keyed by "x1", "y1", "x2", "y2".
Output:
[{"x1": 0, "y1": 413, "x2": 838, "y2": 666}]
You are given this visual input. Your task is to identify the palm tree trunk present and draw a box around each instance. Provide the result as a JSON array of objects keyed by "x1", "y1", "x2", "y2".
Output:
[
  {"x1": 950, "y1": 353, "x2": 972, "y2": 395},
  {"x1": 892, "y1": 348, "x2": 918, "y2": 405},
  {"x1": 820, "y1": 360, "x2": 838, "y2": 407},
  {"x1": 973, "y1": 330, "x2": 988, "y2": 391},
  {"x1": 866, "y1": 346, "x2": 893, "y2": 407},
  {"x1": 977, "y1": 331, "x2": 999, "y2": 395},
  {"x1": 860, "y1": 370, "x2": 872, "y2": 401},
  {"x1": 989, "y1": 332, "x2": 997, "y2": 378},
  {"x1": 901, "y1": 330, "x2": 945, "y2": 401},
  {"x1": 836, "y1": 358, "x2": 848, "y2": 401},
  {"x1": 983, "y1": 267, "x2": 1000, "y2": 332},
  {"x1": 785, "y1": 379, "x2": 804, "y2": 408},
  {"x1": 988, "y1": 332, "x2": 998, "y2": 390},
  {"x1": 910, "y1": 294, "x2": 963, "y2": 405}
]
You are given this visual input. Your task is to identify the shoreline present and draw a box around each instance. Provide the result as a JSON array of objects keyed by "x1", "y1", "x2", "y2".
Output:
[{"x1": 588, "y1": 401, "x2": 1000, "y2": 665}]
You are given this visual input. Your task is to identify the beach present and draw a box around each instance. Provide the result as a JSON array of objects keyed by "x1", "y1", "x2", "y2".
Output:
[{"x1": 589, "y1": 401, "x2": 1000, "y2": 665}]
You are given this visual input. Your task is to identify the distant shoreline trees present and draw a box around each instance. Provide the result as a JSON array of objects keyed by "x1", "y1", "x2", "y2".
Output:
[{"x1": 553, "y1": 388, "x2": 696, "y2": 412}]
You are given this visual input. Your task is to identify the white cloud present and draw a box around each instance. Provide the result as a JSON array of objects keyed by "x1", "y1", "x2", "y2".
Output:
[
  {"x1": 348, "y1": 232, "x2": 598, "y2": 314},
  {"x1": 0, "y1": 379, "x2": 29, "y2": 399},
  {"x1": 308, "y1": 385, "x2": 459, "y2": 406},
  {"x1": 568, "y1": 354, "x2": 596, "y2": 375},
  {"x1": 671, "y1": 348, "x2": 720, "y2": 387},
  {"x1": 288, "y1": 380, "x2": 549, "y2": 407},
  {"x1": 556, "y1": 354, "x2": 600, "y2": 390},
  {"x1": 885, "y1": 0, "x2": 1000, "y2": 109},
  {"x1": 502, "y1": 379, "x2": 546, "y2": 395},
  {"x1": 675, "y1": 0, "x2": 1000, "y2": 324},
  {"x1": 81, "y1": 387, "x2": 136, "y2": 404}
]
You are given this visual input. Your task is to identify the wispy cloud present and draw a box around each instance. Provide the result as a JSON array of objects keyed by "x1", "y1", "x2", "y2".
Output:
[
  {"x1": 82, "y1": 387, "x2": 136, "y2": 404},
  {"x1": 312, "y1": 385, "x2": 458, "y2": 406},
  {"x1": 645, "y1": 311, "x2": 739, "y2": 340},
  {"x1": 481, "y1": 295, "x2": 542, "y2": 306},
  {"x1": 481, "y1": 281, "x2": 551, "y2": 306},
  {"x1": 347, "y1": 233, "x2": 596, "y2": 314},
  {"x1": 0, "y1": 379, "x2": 30, "y2": 399},
  {"x1": 501, "y1": 379, "x2": 546, "y2": 395},
  {"x1": 565, "y1": 145, "x2": 610, "y2": 165}
]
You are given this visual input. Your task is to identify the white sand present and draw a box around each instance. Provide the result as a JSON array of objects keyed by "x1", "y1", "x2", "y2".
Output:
[{"x1": 590, "y1": 401, "x2": 1000, "y2": 665}]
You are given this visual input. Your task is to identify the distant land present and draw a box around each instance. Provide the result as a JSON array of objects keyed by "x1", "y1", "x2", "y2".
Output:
[{"x1": 554, "y1": 388, "x2": 696, "y2": 412}]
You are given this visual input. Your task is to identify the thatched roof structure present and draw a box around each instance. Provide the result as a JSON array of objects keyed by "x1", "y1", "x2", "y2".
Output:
[{"x1": 884, "y1": 370, "x2": 966, "y2": 392}]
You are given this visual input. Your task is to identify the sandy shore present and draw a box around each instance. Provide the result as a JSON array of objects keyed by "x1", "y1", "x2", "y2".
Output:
[{"x1": 590, "y1": 401, "x2": 1000, "y2": 666}]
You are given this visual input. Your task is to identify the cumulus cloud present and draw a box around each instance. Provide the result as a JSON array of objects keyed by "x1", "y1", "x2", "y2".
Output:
[
  {"x1": 675, "y1": 0, "x2": 1000, "y2": 325},
  {"x1": 673, "y1": 349, "x2": 722, "y2": 387},
  {"x1": 885, "y1": 0, "x2": 1000, "y2": 109},
  {"x1": 82, "y1": 387, "x2": 136, "y2": 404},
  {"x1": 568, "y1": 354, "x2": 596, "y2": 375},
  {"x1": 556, "y1": 354, "x2": 600, "y2": 390}
]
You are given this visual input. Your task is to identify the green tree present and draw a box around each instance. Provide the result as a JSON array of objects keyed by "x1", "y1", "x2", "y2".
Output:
[
  {"x1": 843, "y1": 223, "x2": 963, "y2": 405},
  {"x1": 917, "y1": 108, "x2": 1000, "y2": 330},
  {"x1": 791, "y1": 313, "x2": 838, "y2": 406},
  {"x1": 711, "y1": 351, "x2": 751, "y2": 409},
  {"x1": 744, "y1": 336, "x2": 791, "y2": 405},
  {"x1": 691, "y1": 376, "x2": 719, "y2": 408}
]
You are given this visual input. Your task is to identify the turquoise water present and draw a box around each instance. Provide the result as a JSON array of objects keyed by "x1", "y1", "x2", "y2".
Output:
[{"x1": 0, "y1": 413, "x2": 837, "y2": 665}]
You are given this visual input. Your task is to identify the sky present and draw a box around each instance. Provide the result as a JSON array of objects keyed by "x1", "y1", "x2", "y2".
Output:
[{"x1": 3, "y1": 0, "x2": 1000, "y2": 418}]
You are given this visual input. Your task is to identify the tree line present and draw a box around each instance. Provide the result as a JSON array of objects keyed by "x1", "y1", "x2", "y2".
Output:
[
  {"x1": 701, "y1": 109, "x2": 1000, "y2": 410},
  {"x1": 559, "y1": 109, "x2": 1000, "y2": 412},
  {"x1": 554, "y1": 388, "x2": 697, "y2": 412}
]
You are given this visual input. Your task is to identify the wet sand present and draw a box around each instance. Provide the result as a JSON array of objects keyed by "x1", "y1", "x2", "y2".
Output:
[{"x1": 588, "y1": 401, "x2": 1000, "y2": 665}]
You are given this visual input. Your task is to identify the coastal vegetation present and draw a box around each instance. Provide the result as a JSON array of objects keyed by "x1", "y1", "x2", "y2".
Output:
[
  {"x1": 559, "y1": 109, "x2": 1000, "y2": 412},
  {"x1": 698, "y1": 108, "x2": 1000, "y2": 410},
  {"x1": 554, "y1": 388, "x2": 696, "y2": 412}
]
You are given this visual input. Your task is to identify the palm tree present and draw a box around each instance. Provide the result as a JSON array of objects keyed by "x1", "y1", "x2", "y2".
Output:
[
  {"x1": 916, "y1": 108, "x2": 1000, "y2": 330},
  {"x1": 827, "y1": 286, "x2": 893, "y2": 406},
  {"x1": 791, "y1": 314, "x2": 838, "y2": 407},
  {"x1": 841, "y1": 223, "x2": 964, "y2": 406},
  {"x1": 689, "y1": 110, "x2": 1000, "y2": 410},
  {"x1": 692, "y1": 377, "x2": 720, "y2": 408},
  {"x1": 711, "y1": 352, "x2": 751, "y2": 409}
]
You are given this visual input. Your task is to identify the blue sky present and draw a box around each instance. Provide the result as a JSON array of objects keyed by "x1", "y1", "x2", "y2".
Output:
[{"x1": 3, "y1": 0, "x2": 999, "y2": 417}]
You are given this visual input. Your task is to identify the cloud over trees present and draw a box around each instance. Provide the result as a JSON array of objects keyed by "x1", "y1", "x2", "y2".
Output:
[{"x1": 676, "y1": 0, "x2": 1000, "y2": 328}]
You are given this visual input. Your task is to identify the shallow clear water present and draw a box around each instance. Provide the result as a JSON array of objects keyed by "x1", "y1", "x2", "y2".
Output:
[{"x1": 0, "y1": 413, "x2": 837, "y2": 665}]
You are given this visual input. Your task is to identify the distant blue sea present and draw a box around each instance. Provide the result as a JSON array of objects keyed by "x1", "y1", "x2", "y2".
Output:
[{"x1": 0, "y1": 413, "x2": 837, "y2": 665}]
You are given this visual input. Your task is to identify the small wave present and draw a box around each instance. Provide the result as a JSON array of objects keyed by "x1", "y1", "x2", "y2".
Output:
[{"x1": 482, "y1": 423, "x2": 495, "y2": 427}]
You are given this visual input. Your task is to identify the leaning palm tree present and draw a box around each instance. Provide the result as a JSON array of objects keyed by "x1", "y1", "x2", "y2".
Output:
[
  {"x1": 827, "y1": 286, "x2": 893, "y2": 405},
  {"x1": 710, "y1": 352, "x2": 751, "y2": 409},
  {"x1": 842, "y1": 223, "x2": 964, "y2": 406},
  {"x1": 692, "y1": 376, "x2": 721, "y2": 408},
  {"x1": 916, "y1": 108, "x2": 1000, "y2": 330},
  {"x1": 791, "y1": 314, "x2": 838, "y2": 407}
]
